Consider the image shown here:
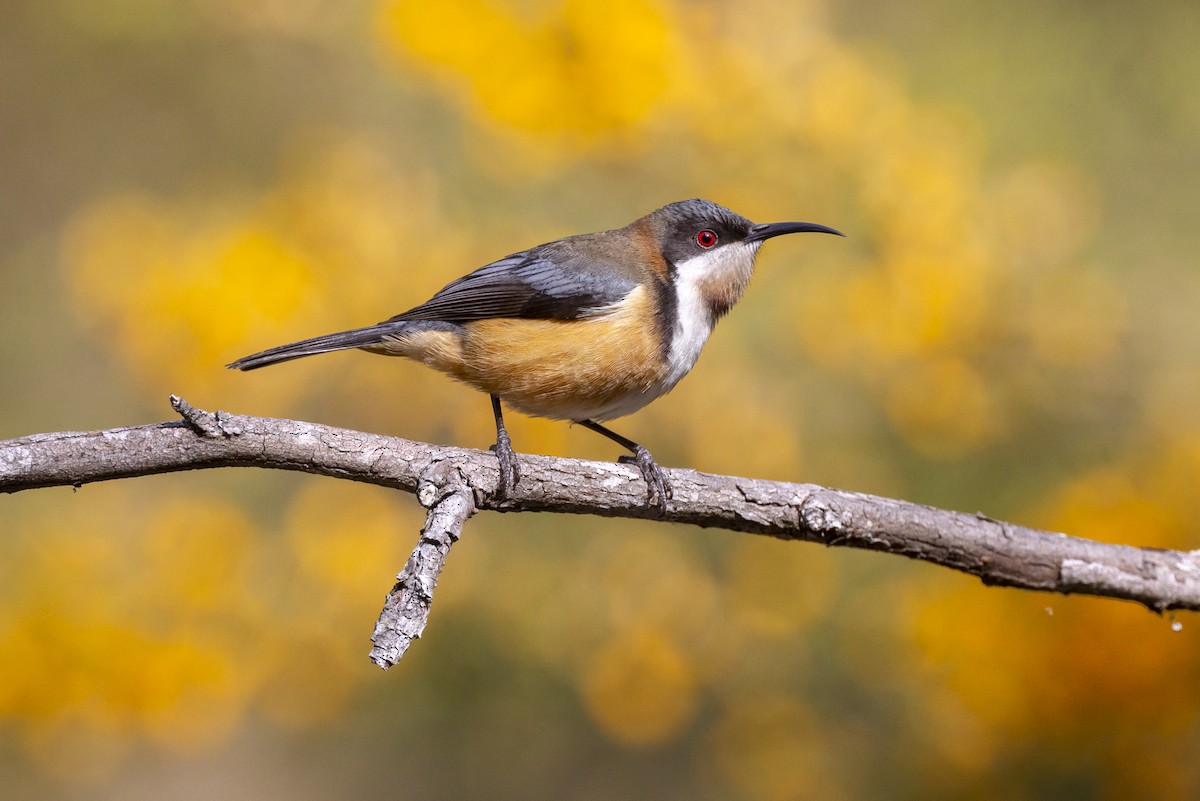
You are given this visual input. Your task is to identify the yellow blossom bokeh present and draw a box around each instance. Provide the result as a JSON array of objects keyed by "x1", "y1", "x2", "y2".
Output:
[
  {"x1": 379, "y1": 0, "x2": 676, "y2": 143},
  {"x1": 582, "y1": 625, "x2": 697, "y2": 746}
]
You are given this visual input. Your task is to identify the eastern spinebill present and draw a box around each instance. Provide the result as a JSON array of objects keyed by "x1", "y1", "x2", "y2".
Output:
[{"x1": 229, "y1": 198, "x2": 843, "y2": 510}]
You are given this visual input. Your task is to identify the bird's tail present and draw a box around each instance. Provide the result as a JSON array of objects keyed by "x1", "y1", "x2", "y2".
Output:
[{"x1": 227, "y1": 322, "x2": 402, "y2": 371}]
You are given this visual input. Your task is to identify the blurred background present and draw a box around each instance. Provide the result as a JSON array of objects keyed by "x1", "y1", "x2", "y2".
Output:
[{"x1": 2, "y1": 0, "x2": 1199, "y2": 798}]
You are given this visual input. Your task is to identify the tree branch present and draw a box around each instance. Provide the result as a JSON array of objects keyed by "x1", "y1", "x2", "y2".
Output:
[
  {"x1": 370, "y1": 459, "x2": 475, "y2": 669},
  {"x1": 3, "y1": 397, "x2": 1198, "y2": 668}
]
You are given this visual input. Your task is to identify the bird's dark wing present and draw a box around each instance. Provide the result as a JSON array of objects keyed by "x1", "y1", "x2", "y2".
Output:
[{"x1": 388, "y1": 238, "x2": 639, "y2": 324}]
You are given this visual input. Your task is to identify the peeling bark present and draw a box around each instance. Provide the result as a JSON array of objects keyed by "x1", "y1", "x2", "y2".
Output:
[{"x1": 3, "y1": 396, "x2": 1198, "y2": 668}]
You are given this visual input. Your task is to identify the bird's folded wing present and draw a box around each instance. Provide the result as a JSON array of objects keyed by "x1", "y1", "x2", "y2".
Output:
[{"x1": 388, "y1": 244, "x2": 639, "y2": 324}]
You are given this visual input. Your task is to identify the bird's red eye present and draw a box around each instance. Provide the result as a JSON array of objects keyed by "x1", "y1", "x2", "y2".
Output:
[{"x1": 696, "y1": 229, "x2": 718, "y2": 248}]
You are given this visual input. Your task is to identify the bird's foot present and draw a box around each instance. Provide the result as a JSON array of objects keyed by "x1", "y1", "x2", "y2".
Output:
[
  {"x1": 619, "y1": 446, "x2": 672, "y2": 512},
  {"x1": 489, "y1": 429, "x2": 521, "y2": 500}
]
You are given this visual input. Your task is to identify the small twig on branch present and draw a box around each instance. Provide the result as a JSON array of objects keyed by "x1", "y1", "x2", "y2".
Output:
[
  {"x1": 370, "y1": 460, "x2": 475, "y2": 669},
  {"x1": 2, "y1": 396, "x2": 1199, "y2": 670},
  {"x1": 172, "y1": 394, "x2": 242, "y2": 438}
]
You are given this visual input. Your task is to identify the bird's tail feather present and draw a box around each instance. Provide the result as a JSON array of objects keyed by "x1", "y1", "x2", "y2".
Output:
[{"x1": 227, "y1": 322, "x2": 402, "y2": 371}]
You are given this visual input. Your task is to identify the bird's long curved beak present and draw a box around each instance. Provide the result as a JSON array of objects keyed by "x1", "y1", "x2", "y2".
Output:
[{"x1": 746, "y1": 221, "x2": 845, "y2": 242}]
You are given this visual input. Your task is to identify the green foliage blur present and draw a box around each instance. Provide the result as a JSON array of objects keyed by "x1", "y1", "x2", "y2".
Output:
[{"x1": 3, "y1": 0, "x2": 1200, "y2": 798}]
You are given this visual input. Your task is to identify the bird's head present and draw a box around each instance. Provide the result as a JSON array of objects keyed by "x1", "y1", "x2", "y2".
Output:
[{"x1": 643, "y1": 198, "x2": 843, "y2": 317}]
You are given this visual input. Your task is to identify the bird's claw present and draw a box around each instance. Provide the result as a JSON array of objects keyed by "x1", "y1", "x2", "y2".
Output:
[
  {"x1": 489, "y1": 430, "x2": 521, "y2": 500},
  {"x1": 619, "y1": 446, "x2": 672, "y2": 512}
]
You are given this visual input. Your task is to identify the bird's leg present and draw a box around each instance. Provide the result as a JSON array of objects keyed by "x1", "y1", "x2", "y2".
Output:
[
  {"x1": 489, "y1": 395, "x2": 520, "y2": 499},
  {"x1": 577, "y1": 419, "x2": 672, "y2": 512}
]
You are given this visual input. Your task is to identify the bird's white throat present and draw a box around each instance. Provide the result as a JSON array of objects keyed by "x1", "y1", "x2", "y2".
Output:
[{"x1": 664, "y1": 240, "x2": 761, "y2": 389}]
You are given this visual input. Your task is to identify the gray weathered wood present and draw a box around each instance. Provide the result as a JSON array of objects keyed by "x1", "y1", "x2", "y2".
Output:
[{"x1": 3, "y1": 396, "x2": 1197, "y2": 668}]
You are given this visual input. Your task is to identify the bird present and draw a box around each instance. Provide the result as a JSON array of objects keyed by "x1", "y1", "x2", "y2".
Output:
[{"x1": 228, "y1": 198, "x2": 843, "y2": 510}]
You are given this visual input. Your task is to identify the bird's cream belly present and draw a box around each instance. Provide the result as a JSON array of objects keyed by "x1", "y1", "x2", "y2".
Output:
[
  {"x1": 463, "y1": 315, "x2": 670, "y2": 421},
  {"x1": 371, "y1": 293, "x2": 677, "y2": 422}
]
